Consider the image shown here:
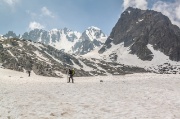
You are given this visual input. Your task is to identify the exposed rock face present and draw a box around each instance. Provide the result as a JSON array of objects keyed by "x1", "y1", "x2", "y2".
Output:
[
  {"x1": 21, "y1": 28, "x2": 77, "y2": 46},
  {"x1": 22, "y1": 29, "x2": 50, "y2": 44},
  {"x1": 72, "y1": 27, "x2": 105, "y2": 55},
  {"x1": 99, "y1": 7, "x2": 180, "y2": 61}
]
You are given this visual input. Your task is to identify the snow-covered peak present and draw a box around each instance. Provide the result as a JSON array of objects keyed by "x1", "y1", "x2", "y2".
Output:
[
  {"x1": 49, "y1": 28, "x2": 80, "y2": 36},
  {"x1": 63, "y1": 27, "x2": 71, "y2": 33},
  {"x1": 50, "y1": 28, "x2": 59, "y2": 32},
  {"x1": 87, "y1": 26, "x2": 101, "y2": 31},
  {"x1": 83, "y1": 26, "x2": 107, "y2": 42},
  {"x1": 49, "y1": 29, "x2": 60, "y2": 35}
]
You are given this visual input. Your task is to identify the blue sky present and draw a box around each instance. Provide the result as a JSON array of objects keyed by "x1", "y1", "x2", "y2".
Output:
[{"x1": 0, "y1": 0, "x2": 179, "y2": 35}]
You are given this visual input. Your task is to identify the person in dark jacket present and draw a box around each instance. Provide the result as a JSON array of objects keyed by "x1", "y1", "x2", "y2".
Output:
[
  {"x1": 68, "y1": 69, "x2": 75, "y2": 83},
  {"x1": 27, "y1": 70, "x2": 31, "y2": 77}
]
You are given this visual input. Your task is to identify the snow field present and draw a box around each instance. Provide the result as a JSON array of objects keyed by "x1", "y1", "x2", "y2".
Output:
[{"x1": 0, "y1": 69, "x2": 180, "y2": 119}]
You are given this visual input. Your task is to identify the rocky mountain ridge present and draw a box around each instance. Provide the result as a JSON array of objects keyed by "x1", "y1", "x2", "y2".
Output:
[
  {"x1": 3, "y1": 26, "x2": 107, "y2": 55},
  {"x1": 0, "y1": 37, "x2": 146, "y2": 77}
]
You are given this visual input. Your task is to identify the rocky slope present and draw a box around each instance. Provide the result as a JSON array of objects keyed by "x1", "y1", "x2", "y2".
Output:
[{"x1": 0, "y1": 37, "x2": 146, "y2": 77}]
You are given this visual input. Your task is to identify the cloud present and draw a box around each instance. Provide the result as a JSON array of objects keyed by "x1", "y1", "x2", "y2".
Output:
[
  {"x1": 29, "y1": 21, "x2": 45, "y2": 30},
  {"x1": 27, "y1": 7, "x2": 56, "y2": 31},
  {"x1": 2, "y1": 0, "x2": 20, "y2": 6},
  {"x1": 41, "y1": 7, "x2": 54, "y2": 18},
  {"x1": 176, "y1": 5, "x2": 180, "y2": 20},
  {"x1": 27, "y1": 7, "x2": 55, "y2": 19},
  {"x1": 123, "y1": 0, "x2": 148, "y2": 10},
  {"x1": 152, "y1": 0, "x2": 180, "y2": 27}
]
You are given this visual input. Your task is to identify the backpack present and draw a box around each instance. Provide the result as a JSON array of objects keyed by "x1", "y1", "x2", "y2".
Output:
[{"x1": 72, "y1": 69, "x2": 75, "y2": 75}]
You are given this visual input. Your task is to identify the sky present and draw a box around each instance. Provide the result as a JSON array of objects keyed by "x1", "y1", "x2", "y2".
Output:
[{"x1": 0, "y1": 0, "x2": 179, "y2": 36}]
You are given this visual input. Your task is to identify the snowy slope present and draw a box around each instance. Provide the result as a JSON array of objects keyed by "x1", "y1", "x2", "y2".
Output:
[
  {"x1": 83, "y1": 43, "x2": 180, "y2": 73},
  {"x1": 48, "y1": 29, "x2": 81, "y2": 52},
  {"x1": 0, "y1": 68, "x2": 180, "y2": 119},
  {"x1": 84, "y1": 26, "x2": 107, "y2": 42}
]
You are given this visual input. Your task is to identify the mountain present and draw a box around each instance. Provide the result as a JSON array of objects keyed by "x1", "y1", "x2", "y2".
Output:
[
  {"x1": 82, "y1": 7, "x2": 180, "y2": 74},
  {"x1": 99, "y1": 7, "x2": 180, "y2": 61},
  {"x1": 3, "y1": 31, "x2": 20, "y2": 39},
  {"x1": 2, "y1": 7, "x2": 180, "y2": 74},
  {"x1": 0, "y1": 37, "x2": 146, "y2": 77},
  {"x1": 72, "y1": 26, "x2": 107, "y2": 55},
  {"x1": 21, "y1": 28, "x2": 81, "y2": 53},
  {"x1": 3, "y1": 26, "x2": 107, "y2": 54}
]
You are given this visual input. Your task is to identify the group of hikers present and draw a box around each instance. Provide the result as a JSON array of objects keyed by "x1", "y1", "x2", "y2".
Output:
[{"x1": 26, "y1": 68, "x2": 75, "y2": 83}]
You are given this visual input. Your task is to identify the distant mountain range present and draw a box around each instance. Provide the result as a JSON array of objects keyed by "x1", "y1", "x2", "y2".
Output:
[
  {"x1": 1, "y1": 7, "x2": 180, "y2": 75},
  {"x1": 3, "y1": 26, "x2": 107, "y2": 55}
]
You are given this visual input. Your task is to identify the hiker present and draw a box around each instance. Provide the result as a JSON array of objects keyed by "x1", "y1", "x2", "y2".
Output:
[
  {"x1": 27, "y1": 70, "x2": 31, "y2": 77},
  {"x1": 68, "y1": 68, "x2": 75, "y2": 83}
]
